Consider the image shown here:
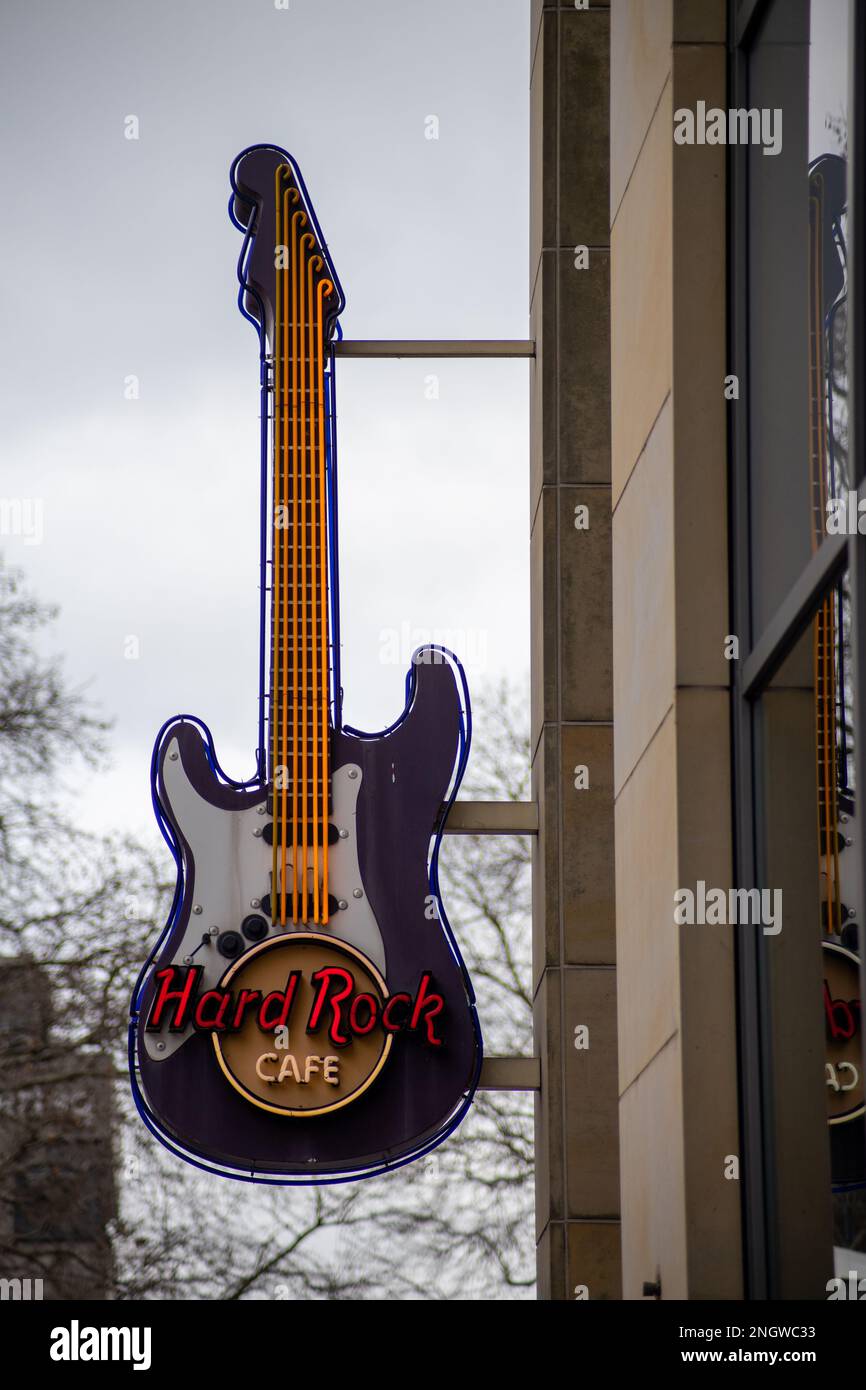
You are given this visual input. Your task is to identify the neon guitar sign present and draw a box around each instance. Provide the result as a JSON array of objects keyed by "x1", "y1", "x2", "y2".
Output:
[
  {"x1": 129, "y1": 145, "x2": 482, "y2": 1179},
  {"x1": 809, "y1": 153, "x2": 865, "y2": 1177}
]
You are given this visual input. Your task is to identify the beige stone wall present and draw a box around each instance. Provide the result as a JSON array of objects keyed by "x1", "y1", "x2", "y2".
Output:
[
  {"x1": 609, "y1": 0, "x2": 743, "y2": 1299},
  {"x1": 530, "y1": 0, "x2": 621, "y2": 1301}
]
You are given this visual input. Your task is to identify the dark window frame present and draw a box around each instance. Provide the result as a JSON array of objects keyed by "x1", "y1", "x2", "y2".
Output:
[{"x1": 729, "y1": 0, "x2": 866, "y2": 1298}]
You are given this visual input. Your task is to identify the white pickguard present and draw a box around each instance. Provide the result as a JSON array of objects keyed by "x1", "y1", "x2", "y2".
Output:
[{"x1": 144, "y1": 741, "x2": 385, "y2": 1061}]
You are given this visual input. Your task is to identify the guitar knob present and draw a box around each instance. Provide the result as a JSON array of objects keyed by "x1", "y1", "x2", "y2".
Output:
[
  {"x1": 842, "y1": 922, "x2": 859, "y2": 952},
  {"x1": 822, "y1": 901, "x2": 851, "y2": 932},
  {"x1": 217, "y1": 930, "x2": 244, "y2": 959},
  {"x1": 241, "y1": 914, "x2": 268, "y2": 942}
]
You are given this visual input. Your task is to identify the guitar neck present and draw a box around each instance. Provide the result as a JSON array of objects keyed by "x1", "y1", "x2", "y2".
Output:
[
  {"x1": 269, "y1": 163, "x2": 337, "y2": 924},
  {"x1": 809, "y1": 162, "x2": 848, "y2": 936}
]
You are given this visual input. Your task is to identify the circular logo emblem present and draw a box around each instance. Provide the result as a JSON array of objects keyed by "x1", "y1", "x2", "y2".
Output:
[{"x1": 213, "y1": 933, "x2": 392, "y2": 1117}]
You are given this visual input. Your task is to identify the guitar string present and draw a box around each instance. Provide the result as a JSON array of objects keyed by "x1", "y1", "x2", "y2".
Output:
[
  {"x1": 284, "y1": 193, "x2": 297, "y2": 925},
  {"x1": 300, "y1": 230, "x2": 315, "y2": 922},
  {"x1": 308, "y1": 252, "x2": 321, "y2": 923},
  {"x1": 272, "y1": 167, "x2": 283, "y2": 921},
  {"x1": 317, "y1": 275, "x2": 333, "y2": 921},
  {"x1": 290, "y1": 206, "x2": 306, "y2": 924},
  {"x1": 818, "y1": 209, "x2": 837, "y2": 935},
  {"x1": 818, "y1": 195, "x2": 841, "y2": 938},
  {"x1": 810, "y1": 176, "x2": 841, "y2": 938},
  {"x1": 809, "y1": 185, "x2": 823, "y2": 930},
  {"x1": 283, "y1": 189, "x2": 298, "y2": 925},
  {"x1": 810, "y1": 187, "x2": 831, "y2": 932},
  {"x1": 279, "y1": 181, "x2": 294, "y2": 926},
  {"x1": 273, "y1": 170, "x2": 291, "y2": 922}
]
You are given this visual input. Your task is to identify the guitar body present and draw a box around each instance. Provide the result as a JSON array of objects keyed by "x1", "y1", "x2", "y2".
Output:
[{"x1": 136, "y1": 651, "x2": 481, "y2": 1176}]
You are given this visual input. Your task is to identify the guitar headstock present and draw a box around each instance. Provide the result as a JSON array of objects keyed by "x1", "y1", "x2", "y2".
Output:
[{"x1": 230, "y1": 144, "x2": 344, "y2": 351}]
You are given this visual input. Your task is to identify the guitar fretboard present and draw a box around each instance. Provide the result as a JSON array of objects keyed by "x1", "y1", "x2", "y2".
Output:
[
  {"x1": 269, "y1": 165, "x2": 336, "y2": 927},
  {"x1": 809, "y1": 170, "x2": 844, "y2": 937}
]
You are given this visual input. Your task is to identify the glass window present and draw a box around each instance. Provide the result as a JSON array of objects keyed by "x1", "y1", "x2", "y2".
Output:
[
  {"x1": 733, "y1": 0, "x2": 865, "y2": 1297},
  {"x1": 745, "y1": 0, "x2": 850, "y2": 635}
]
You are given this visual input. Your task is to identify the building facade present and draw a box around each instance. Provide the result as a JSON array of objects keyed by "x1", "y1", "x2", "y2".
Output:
[{"x1": 531, "y1": 0, "x2": 866, "y2": 1299}]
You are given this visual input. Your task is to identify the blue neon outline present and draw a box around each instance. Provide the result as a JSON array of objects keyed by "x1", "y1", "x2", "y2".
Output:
[{"x1": 127, "y1": 151, "x2": 481, "y2": 1185}]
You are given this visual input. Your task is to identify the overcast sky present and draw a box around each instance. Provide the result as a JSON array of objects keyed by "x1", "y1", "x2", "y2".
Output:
[
  {"x1": 809, "y1": 0, "x2": 849, "y2": 159},
  {"x1": 1, "y1": 0, "x2": 530, "y2": 839},
  {"x1": 4, "y1": 0, "x2": 849, "y2": 846}
]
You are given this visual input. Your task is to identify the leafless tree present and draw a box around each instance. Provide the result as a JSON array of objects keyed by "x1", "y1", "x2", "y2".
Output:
[{"x1": 0, "y1": 560, "x2": 534, "y2": 1300}]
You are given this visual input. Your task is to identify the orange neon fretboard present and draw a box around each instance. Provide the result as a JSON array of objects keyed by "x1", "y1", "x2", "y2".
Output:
[
  {"x1": 270, "y1": 164, "x2": 333, "y2": 927},
  {"x1": 808, "y1": 170, "x2": 841, "y2": 938}
]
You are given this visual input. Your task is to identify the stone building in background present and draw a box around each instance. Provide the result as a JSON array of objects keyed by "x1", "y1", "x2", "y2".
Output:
[{"x1": 0, "y1": 958, "x2": 115, "y2": 1300}]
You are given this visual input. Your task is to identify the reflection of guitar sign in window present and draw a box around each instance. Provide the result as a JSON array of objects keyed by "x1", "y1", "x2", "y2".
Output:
[
  {"x1": 809, "y1": 153, "x2": 864, "y2": 1130},
  {"x1": 129, "y1": 146, "x2": 482, "y2": 1181},
  {"x1": 824, "y1": 941, "x2": 863, "y2": 1126}
]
